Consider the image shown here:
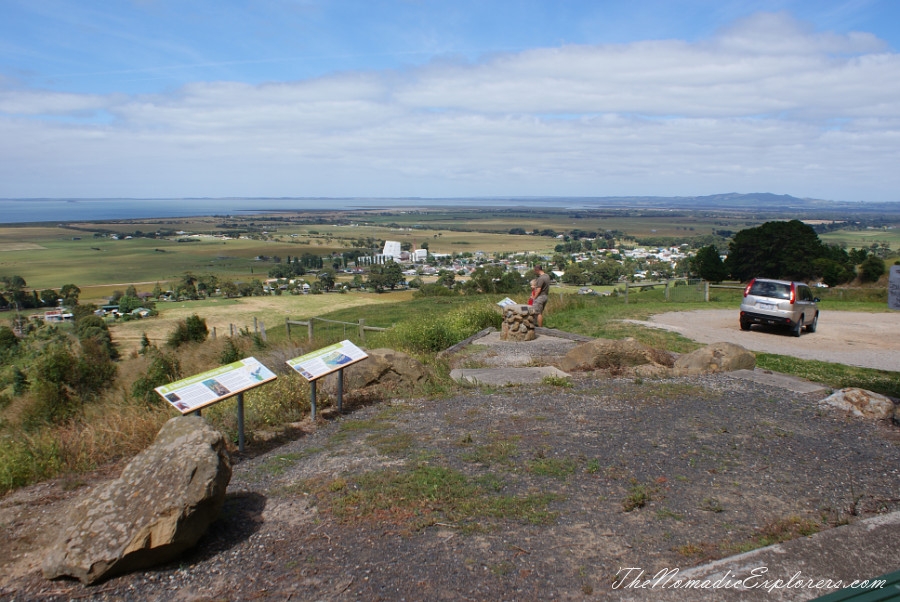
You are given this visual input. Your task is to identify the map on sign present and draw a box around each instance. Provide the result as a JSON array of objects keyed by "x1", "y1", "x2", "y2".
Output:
[
  {"x1": 155, "y1": 357, "x2": 277, "y2": 414},
  {"x1": 889, "y1": 265, "x2": 900, "y2": 310},
  {"x1": 286, "y1": 340, "x2": 368, "y2": 381}
]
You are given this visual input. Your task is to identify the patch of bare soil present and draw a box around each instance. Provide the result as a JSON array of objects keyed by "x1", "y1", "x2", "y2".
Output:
[{"x1": 2, "y1": 367, "x2": 899, "y2": 601}]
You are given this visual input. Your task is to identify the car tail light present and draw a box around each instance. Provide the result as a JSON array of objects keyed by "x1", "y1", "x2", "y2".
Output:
[
  {"x1": 743, "y1": 278, "x2": 755, "y2": 297},
  {"x1": 789, "y1": 282, "x2": 796, "y2": 304}
]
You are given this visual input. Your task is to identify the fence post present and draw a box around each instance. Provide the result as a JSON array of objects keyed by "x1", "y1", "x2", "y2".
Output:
[
  {"x1": 624, "y1": 282, "x2": 629, "y2": 304},
  {"x1": 211, "y1": 326, "x2": 216, "y2": 340},
  {"x1": 665, "y1": 279, "x2": 670, "y2": 302},
  {"x1": 230, "y1": 323, "x2": 235, "y2": 337},
  {"x1": 705, "y1": 281, "x2": 710, "y2": 302},
  {"x1": 308, "y1": 318, "x2": 314, "y2": 343},
  {"x1": 358, "y1": 319, "x2": 366, "y2": 344},
  {"x1": 285, "y1": 317, "x2": 291, "y2": 340},
  {"x1": 260, "y1": 321, "x2": 266, "y2": 342},
  {"x1": 253, "y1": 316, "x2": 258, "y2": 334}
]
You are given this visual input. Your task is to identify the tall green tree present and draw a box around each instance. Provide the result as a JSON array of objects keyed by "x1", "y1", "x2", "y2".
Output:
[
  {"x1": 691, "y1": 245, "x2": 729, "y2": 282},
  {"x1": 59, "y1": 283, "x2": 81, "y2": 306},
  {"x1": 725, "y1": 220, "x2": 830, "y2": 282}
]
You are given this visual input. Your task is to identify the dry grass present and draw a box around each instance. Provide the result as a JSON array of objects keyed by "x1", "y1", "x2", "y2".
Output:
[{"x1": 109, "y1": 291, "x2": 412, "y2": 354}]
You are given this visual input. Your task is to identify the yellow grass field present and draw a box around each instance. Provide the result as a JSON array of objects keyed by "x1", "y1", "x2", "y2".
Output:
[{"x1": 110, "y1": 290, "x2": 413, "y2": 354}]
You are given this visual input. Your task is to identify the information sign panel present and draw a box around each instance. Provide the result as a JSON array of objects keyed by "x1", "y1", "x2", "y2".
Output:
[
  {"x1": 155, "y1": 357, "x2": 277, "y2": 414},
  {"x1": 890, "y1": 265, "x2": 900, "y2": 310},
  {"x1": 496, "y1": 297, "x2": 516, "y2": 307},
  {"x1": 286, "y1": 340, "x2": 368, "y2": 381}
]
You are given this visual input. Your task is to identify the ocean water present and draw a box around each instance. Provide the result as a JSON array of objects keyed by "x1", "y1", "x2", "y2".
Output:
[{"x1": 0, "y1": 197, "x2": 578, "y2": 224}]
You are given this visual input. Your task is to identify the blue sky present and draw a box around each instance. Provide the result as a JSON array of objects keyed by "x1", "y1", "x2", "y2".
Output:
[{"x1": 2, "y1": 0, "x2": 899, "y2": 201}]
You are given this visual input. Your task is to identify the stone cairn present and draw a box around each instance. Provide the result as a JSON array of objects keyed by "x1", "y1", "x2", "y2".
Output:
[{"x1": 500, "y1": 304, "x2": 537, "y2": 341}]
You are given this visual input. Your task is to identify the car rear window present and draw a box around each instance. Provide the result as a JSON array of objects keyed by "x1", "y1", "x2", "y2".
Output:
[{"x1": 749, "y1": 281, "x2": 791, "y2": 300}]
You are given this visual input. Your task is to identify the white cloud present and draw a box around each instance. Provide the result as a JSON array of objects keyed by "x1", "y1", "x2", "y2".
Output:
[{"x1": 1, "y1": 11, "x2": 899, "y2": 201}]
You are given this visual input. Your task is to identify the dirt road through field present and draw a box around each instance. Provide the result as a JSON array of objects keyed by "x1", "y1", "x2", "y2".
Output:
[{"x1": 628, "y1": 309, "x2": 900, "y2": 372}]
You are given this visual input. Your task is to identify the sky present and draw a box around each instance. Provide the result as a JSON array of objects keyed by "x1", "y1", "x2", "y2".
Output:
[{"x1": 1, "y1": 0, "x2": 900, "y2": 202}]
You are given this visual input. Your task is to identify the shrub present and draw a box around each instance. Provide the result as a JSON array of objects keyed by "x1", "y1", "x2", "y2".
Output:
[
  {"x1": 859, "y1": 255, "x2": 885, "y2": 283},
  {"x1": 0, "y1": 326, "x2": 18, "y2": 352},
  {"x1": 131, "y1": 350, "x2": 182, "y2": 404},
  {"x1": 379, "y1": 301, "x2": 501, "y2": 353},
  {"x1": 167, "y1": 314, "x2": 209, "y2": 347},
  {"x1": 413, "y1": 283, "x2": 456, "y2": 298}
]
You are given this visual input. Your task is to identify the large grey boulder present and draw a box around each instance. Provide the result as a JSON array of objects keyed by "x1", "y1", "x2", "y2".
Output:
[
  {"x1": 43, "y1": 415, "x2": 231, "y2": 584},
  {"x1": 820, "y1": 388, "x2": 896, "y2": 420},
  {"x1": 673, "y1": 342, "x2": 756, "y2": 376},
  {"x1": 558, "y1": 338, "x2": 674, "y2": 374}
]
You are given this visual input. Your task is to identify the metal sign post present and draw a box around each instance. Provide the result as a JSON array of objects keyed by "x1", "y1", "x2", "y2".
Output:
[
  {"x1": 286, "y1": 340, "x2": 368, "y2": 421},
  {"x1": 155, "y1": 357, "x2": 277, "y2": 453}
]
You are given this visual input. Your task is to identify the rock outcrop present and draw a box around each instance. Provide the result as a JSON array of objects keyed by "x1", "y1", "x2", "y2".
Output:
[
  {"x1": 673, "y1": 342, "x2": 756, "y2": 376},
  {"x1": 558, "y1": 338, "x2": 674, "y2": 374},
  {"x1": 43, "y1": 415, "x2": 231, "y2": 584},
  {"x1": 819, "y1": 388, "x2": 896, "y2": 420},
  {"x1": 322, "y1": 348, "x2": 427, "y2": 398}
]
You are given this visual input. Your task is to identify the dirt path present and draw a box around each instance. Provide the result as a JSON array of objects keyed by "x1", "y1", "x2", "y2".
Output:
[{"x1": 627, "y1": 310, "x2": 900, "y2": 372}]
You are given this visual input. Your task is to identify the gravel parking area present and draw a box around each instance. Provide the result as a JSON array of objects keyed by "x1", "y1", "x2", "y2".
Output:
[{"x1": 628, "y1": 310, "x2": 900, "y2": 372}]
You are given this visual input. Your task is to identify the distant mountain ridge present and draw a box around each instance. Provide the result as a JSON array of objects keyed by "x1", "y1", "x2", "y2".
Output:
[{"x1": 504, "y1": 192, "x2": 899, "y2": 214}]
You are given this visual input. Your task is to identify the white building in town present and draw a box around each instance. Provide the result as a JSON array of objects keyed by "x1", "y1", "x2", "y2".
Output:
[{"x1": 383, "y1": 241, "x2": 402, "y2": 259}]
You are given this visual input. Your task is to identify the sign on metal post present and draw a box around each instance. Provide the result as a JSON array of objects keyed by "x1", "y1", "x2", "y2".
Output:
[
  {"x1": 286, "y1": 340, "x2": 369, "y2": 420},
  {"x1": 889, "y1": 265, "x2": 900, "y2": 310},
  {"x1": 154, "y1": 357, "x2": 277, "y2": 452}
]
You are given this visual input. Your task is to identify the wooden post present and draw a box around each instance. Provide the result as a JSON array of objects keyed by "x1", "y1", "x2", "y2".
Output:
[
  {"x1": 704, "y1": 280, "x2": 710, "y2": 302},
  {"x1": 285, "y1": 317, "x2": 291, "y2": 340},
  {"x1": 308, "y1": 318, "x2": 314, "y2": 343},
  {"x1": 358, "y1": 318, "x2": 365, "y2": 344},
  {"x1": 665, "y1": 279, "x2": 670, "y2": 302},
  {"x1": 211, "y1": 326, "x2": 216, "y2": 340},
  {"x1": 624, "y1": 282, "x2": 629, "y2": 304},
  {"x1": 253, "y1": 316, "x2": 258, "y2": 333},
  {"x1": 260, "y1": 321, "x2": 266, "y2": 342}
]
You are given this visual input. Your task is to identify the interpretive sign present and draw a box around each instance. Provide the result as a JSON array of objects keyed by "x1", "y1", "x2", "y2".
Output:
[
  {"x1": 286, "y1": 340, "x2": 368, "y2": 381},
  {"x1": 496, "y1": 297, "x2": 517, "y2": 307},
  {"x1": 890, "y1": 265, "x2": 900, "y2": 310},
  {"x1": 155, "y1": 357, "x2": 277, "y2": 414}
]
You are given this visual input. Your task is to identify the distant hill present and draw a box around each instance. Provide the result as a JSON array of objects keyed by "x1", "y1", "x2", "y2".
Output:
[{"x1": 502, "y1": 192, "x2": 900, "y2": 215}]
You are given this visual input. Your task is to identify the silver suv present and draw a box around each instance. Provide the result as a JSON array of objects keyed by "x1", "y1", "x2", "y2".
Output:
[{"x1": 739, "y1": 278, "x2": 819, "y2": 336}]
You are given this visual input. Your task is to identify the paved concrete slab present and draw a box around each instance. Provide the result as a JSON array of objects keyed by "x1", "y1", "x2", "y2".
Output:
[
  {"x1": 450, "y1": 366, "x2": 571, "y2": 386},
  {"x1": 726, "y1": 369, "x2": 832, "y2": 396},
  {"x1": 613, "y1": 511, "x2": 900, "y2": 601}
]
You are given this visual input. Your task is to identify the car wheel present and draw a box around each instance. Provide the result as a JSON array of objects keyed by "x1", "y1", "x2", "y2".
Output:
[
  {"x1": 806, "y1": 313, "x2": 818, "y2": 333},
  {"x1": 792, "y1": 315, "x2": 803, "y2": 337},
  {"x1": 740, "y1": 320, "x2": 751, "y2": 331}
]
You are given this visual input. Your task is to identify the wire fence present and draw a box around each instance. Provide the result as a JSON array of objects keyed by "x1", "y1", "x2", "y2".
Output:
[
  {"x1": 285, "y1": 316, "x2": 388, "y2": 347},
  {"x1": 623, "y1": 278, "x2": 709, "y2": 304}
]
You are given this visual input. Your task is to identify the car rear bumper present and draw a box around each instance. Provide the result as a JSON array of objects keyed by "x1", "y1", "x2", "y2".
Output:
[{"x1": 740, "y1": 310, "x2": 796, "y2": 327}]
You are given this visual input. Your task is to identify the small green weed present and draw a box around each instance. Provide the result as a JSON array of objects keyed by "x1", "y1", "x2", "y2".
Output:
[
  {"x1": 623, "y1": 481, "x2": 654, "y2": 512},
  {"x1": 541, "y1": 375, "x2": 572, "y2": 388},
  {"x1": 527, "y1": 457, "x2": 578, "y2": 479},
  {"x1": 701, "y1": 497, "x2": 724, "y2": 513},
  {"x1": 461, "y1": 435, "x2": 520, "y2": 465}
]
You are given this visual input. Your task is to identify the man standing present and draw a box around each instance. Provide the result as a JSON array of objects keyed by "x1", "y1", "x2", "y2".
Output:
[{"x1": 532, "y1": 264, "x2": 551, "y2": 327}]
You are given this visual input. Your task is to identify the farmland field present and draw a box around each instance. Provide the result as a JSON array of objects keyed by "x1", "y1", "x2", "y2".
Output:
[
  {"x1": 4, "y1": 205, "x2": 900, "y2": 306},
  {"x1": 110, "y1": 290, "x2": 414, "y2": 354}
]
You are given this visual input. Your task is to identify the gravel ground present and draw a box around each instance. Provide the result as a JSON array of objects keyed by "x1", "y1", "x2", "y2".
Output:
[
  {"x1": 628, "y1": 310, "x2": 900, "y2": 372},
  {"x1": 2, "y1": 366, "x2": 899, "y2": 601}
]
